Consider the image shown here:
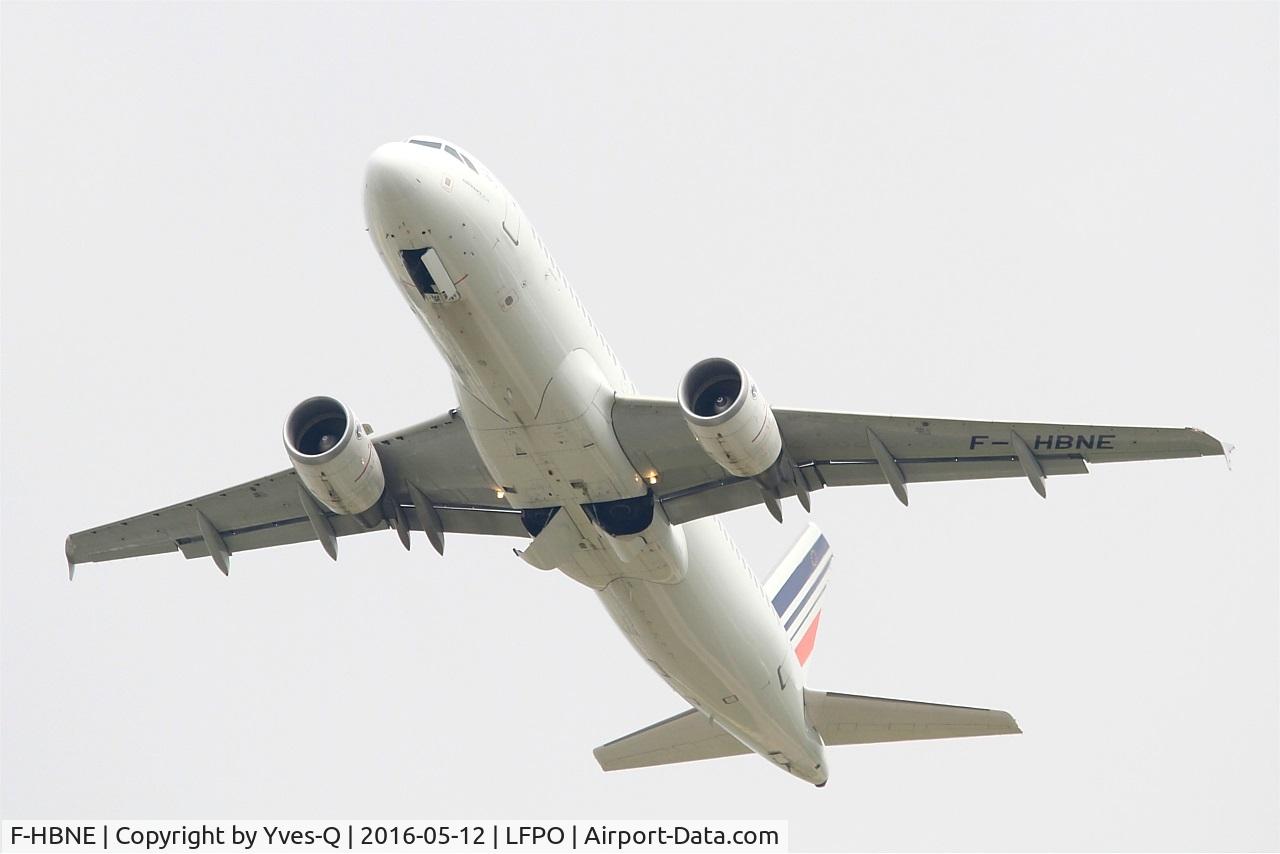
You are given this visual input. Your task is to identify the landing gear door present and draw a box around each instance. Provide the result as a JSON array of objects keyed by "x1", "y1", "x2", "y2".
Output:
[
  {"x1": 398, "y1": 246, "x2": 460, "y2": 303},
  {"x1": 503, "y1": 195, "x2": 522, "y2": 246}
]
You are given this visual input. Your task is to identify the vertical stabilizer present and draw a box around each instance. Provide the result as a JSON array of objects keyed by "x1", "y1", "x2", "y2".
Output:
[{"x1": 764, "y1": 523, "x2": 832, "y2": 669}]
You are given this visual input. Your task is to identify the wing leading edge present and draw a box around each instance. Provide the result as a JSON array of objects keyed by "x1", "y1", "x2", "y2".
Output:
[
  {"x1": 68, "y1": 399, "x2": 1226, "y2": 575},
  {"x1": 611, "y1": 395, "x2": 1224, "y2": 525}
]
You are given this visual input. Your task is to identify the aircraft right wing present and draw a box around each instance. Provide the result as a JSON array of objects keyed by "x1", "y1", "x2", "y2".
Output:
[
  {"x1": 610, "y1": 396, "x2": 1225, "y2": 524},
  {"x1": 65, "y1": 409, "x2": 526, "y2": 577}
]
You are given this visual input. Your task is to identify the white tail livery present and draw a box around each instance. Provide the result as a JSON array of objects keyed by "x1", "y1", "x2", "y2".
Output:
[{"x1": 67, "y1": 137, "x2": 1226, "y2": 785}]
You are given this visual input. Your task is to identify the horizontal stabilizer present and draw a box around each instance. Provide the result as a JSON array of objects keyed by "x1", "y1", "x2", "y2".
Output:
[
  {"x1": 593, "y1": 690, "x2": 1019, "y2": 773},
  {"x1": 593, "y1": 708, "x2": 748, "y2": 771},
  {"x1": 805, "y1": 689, "x2": 1021, "y2": 745}
]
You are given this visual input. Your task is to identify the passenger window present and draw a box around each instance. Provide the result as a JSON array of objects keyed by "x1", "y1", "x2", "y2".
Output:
[{"x1": 410, "y1": 139, "x2": 442, "y2": 149}]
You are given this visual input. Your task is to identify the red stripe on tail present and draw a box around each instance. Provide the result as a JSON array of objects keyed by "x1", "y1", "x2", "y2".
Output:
[{"x1": 794, "y1": 610, "x2": 823, "y2": 666}]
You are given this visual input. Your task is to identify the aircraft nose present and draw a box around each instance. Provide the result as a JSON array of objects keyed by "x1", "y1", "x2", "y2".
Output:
[
  {"x1": 363, "y1": 140, "x2": 461, "y2": 247},
  {"x1": 364, "y1": 142, "x2": 421, "y2": 213}
]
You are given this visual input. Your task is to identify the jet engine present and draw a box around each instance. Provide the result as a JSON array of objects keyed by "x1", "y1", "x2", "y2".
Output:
[
  {"x1": 677, "y1": 357, "x2": 782, "y2": 478},
  {"x1": 284, "y1": 396, "x2": 386, "y2": 522}
]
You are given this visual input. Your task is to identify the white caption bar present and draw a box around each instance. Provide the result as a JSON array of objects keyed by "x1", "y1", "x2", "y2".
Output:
[{"x1": 1, "y1": 821, "x2": 787, "y2": 852}]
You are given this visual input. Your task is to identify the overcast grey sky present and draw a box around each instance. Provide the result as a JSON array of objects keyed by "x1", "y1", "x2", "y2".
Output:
[{"x1": 3, "y1": 2, "x2": 1277, "y2": 851}]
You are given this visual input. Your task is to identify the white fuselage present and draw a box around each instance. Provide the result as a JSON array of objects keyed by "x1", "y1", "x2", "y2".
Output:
[{"x1": 364, "y1": 139, "x2": 826, "y2": 785}]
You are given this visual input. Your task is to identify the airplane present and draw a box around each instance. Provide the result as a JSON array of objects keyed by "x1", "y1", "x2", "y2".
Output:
[{"x1": 65, "y1": 136, "x2": 1227, "y2": 786}]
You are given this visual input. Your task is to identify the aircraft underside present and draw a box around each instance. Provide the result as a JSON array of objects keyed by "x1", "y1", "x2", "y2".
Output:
[{"x1": 65, "y1": 136, "x2": 1226, "y2": 785}]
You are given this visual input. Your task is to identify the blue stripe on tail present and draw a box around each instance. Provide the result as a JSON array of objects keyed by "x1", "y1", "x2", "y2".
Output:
[
  {"x1": 784, "y1": 562, "x2": 831, "y2": 631},
  {"x1": 771, "y1": 534, "x2": 830, "y2": 617}
]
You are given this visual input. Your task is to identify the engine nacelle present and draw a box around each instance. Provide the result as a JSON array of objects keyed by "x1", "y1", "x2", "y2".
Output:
[
  {"x1": 284, "y1": 396, "x2": 386, "y2": 518},
  {"x1": 677, "y1": 357, "x2": 782, "y2": 478}
]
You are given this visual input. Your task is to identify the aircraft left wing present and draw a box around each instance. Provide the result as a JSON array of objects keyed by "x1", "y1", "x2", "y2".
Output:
[
  {"x1": 611, "y1": 396, "x2": 1226, "y2": 525},
  {"x1": 65, "y1": 409, "x2": 526, "y2": 577}
]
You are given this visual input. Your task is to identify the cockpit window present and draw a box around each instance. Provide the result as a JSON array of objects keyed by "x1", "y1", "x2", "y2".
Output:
[
  {"x1": 443, "y1": 145, "x2": 478, "y2": 174},
  {"x1": 407, "y1": 139, "x2": 478, "y2": 174}
]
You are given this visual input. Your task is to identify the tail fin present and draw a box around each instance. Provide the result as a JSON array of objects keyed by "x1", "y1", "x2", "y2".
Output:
[{"x1": 764, "y1": 523, "x2": 832, "y2": 669}]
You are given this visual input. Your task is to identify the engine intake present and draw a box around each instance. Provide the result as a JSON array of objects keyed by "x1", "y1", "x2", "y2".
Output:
[
  {"x1": 678, "y1": 357, "x2": 782, "y2": 478},
  {"x1": 284, "y1": 396, "x2": 386, "y2": 518}
]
